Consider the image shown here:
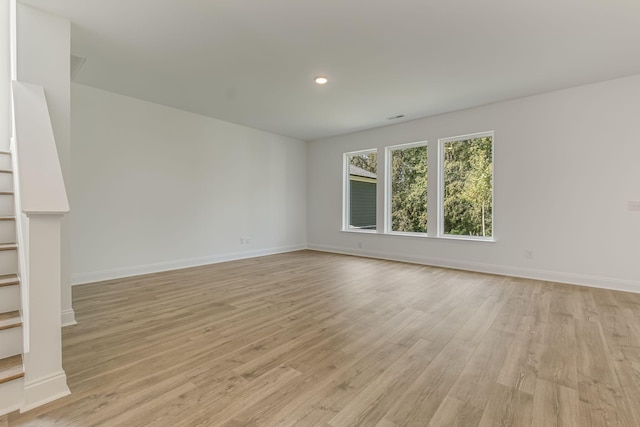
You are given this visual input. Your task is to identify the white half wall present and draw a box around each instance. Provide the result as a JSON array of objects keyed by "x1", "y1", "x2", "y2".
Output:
[
  {"x1": 71, "y1": 83, "x2": 307, "y2": 284},
  {"x1": 307, "y1": 74, "x2": 640, "y2": 293}
]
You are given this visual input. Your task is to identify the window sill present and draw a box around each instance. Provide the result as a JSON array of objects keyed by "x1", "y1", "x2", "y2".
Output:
[
  {"x1": 386, "y1": 231, "x2": 429, "y2": 238},
  {"x1": 341, "y1": 228, "x2": 378, "y2": 234},
  {"x1": 437, "y1": 234, "x2": 496, "y2": 243},
  {"x1": 340, "y1": 229, "x2": 496, "y2": 242}
]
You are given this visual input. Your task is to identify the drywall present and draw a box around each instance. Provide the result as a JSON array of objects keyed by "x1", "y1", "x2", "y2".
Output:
[
  {"x1": 17, "y1": 4, "x2": 70, "y2": 176},
  {"x1": 71, "y1": 83, "x2": 307, "y2": 284},
  {"x1": 308, "y1": 74, "x2": 640, "y2": 292},
  {"x1": 0, "y1": 0, "x2": 10, "y2": 151},
  {"x1": 16, "y1": 4, "x2": 74, "y2": 325}
]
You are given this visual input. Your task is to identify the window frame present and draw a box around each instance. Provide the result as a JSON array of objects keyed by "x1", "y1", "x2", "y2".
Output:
[
  {"x1": 384, "y1": 140, "x2": 429, "y2": 236},
  {"x1": 438, "y1": 131, "x2": 495, "y2": 241},
  {"x1": 343, "y1": 148, "x2": 378, "y2": 233}
]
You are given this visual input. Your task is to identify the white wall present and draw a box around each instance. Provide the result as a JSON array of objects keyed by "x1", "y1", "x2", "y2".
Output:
[
  {"x1": 0, "y1": 0, "x2": 10, "y2": 151},
  {"x1": 308, "y1": 74, "x2": 640, "y2": 292},
  {"x1": 17, "y1": 4, "x2": 70, "y2": 175},
  {"x1": 16, "y1": 4, "x2": 74, "y2": 325},
  {"x1": 71, "y1": 83, "x2": 307, "y2": 284}
]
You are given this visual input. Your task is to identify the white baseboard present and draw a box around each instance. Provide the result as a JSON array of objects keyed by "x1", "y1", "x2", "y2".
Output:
[
  {"x1": 71, "y1": 244, "x2": 307, "y2": 285},
  {"x1": 61, "y1": 308, "x2": 77, "y2": 327},
  {"x1": 21, "y1": 371, "x2": 70, "y2": 413},
  {"x1": 308, "y1": 244, "x2": 640, "y2": 294}
]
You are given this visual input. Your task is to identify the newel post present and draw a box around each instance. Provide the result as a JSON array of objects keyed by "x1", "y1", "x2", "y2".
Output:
[{"x1": 21, "y1": 213, "x2": 70, "y2": 411}]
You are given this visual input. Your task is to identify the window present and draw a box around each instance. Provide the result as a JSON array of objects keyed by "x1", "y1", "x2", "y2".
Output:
[
  {"x1": 440, "y1": 132, "x2": 493, "y2": 239},
  {"x1": 386, "y1": 142, "x2": 428, "y2": 234},
  {"x1": 344, "y1": 150, "x2": 377, "y2": 231},
  {"x1": 343, "y1": 131, "x2": 493, "y2": 242}
]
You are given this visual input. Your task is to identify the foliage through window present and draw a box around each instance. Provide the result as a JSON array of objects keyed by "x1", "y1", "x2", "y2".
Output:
[
  {"x1": 441, "y1": 133, "x2": 493, "y2": 238},
  {"x1": 345, "y1": 150, "x2": 377, "y2": 230},
  {"x1": 388, "y1": 143, "x2": 427, "y2": 233}
]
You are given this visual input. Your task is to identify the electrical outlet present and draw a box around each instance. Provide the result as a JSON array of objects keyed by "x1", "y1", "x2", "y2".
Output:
[
  {"x1": 245, "y1": 237, "x2": 250, "y2": 244},
  {"x1": 357, "y1": 241, "x2": 362, "y2": 249},
  {"x1": 240, "y1": 238, "x2": 244, "y2": 245},
  {"x1": 629, "y1": 201, "x2": 640, "y2": 211},
  {"x1": 524, "y1": 250, "x2": 534, "y2": 259}
]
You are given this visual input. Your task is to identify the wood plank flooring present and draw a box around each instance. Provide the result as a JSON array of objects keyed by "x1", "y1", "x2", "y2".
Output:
[{"x1": 4, "y1": 250, "x2": 640, "y2": 426}]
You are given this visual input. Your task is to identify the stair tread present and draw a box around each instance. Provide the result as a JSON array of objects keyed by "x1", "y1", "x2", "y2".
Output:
[
  {"x1": 0, "y1": 274, "x2": 19, "y2": 287},
  {"x1": 0, "y1": 151, "x2": 10, "y2": 155},
  {"x1": 0, "y1": 169, "x2": 11, "y2": 173},
  {"x1": 0, "y1": 191, "x2": 14, "y2": 195},
  {"x1": 0, "y1": 243, "x2": 16, "y2": 251},
  {"x1": 0, "y1": 355, "x2": 24, "y2": 385},
  {"x1": 0, "y1": 216, "x2": 15, "y2": 221},
  {"x1": 0, "y1": 311, "x2": 21, "y2": 330}
]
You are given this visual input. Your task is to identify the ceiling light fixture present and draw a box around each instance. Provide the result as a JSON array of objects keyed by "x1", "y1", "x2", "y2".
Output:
[{"x1": 314, "y1": 76, "x2": 328, "y2": 85}]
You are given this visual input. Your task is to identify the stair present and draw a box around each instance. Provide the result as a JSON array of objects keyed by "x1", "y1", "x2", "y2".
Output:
[
  {"x1": 0, "y1": 151, "x2": 24, "y2": 415},
  {"x1": 0, "y1": 311, "x2": 22, "y2": 358},
  {"x1": 0, "y1": 355, "x2": 24, "y2": 385},
  {"x1": 0, "y1": 275, "x2": 19, "y2": 313}
]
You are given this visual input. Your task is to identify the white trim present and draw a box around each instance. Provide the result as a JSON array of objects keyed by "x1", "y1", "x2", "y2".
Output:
[
  {"x1": 438, "y1": 130, "x2": 494, "y2": 240},
  {"x1": 61, "y1": 308, "x2": 77, "y2": 327},
  {"x1": 71, "y1": 244, "x2": 307, "y2": 285},
  {"x1": 343, "y1": 153, "x2": 349, "y2": 231},
  {"x1": 307, "y1": 244, "x2": 640, "y2": 294},
  {"x1": 341, "y1": 228, "x2": 377, "y2": 234},
  {"x1": 9, "y1": 0, "x2": 16, "y2": 82},
  {"x1": 385, "y1": 231, "x2": 431, "y2": 238},
  {"x1": 436, "y1": 234, "x2": 496, "y2": 243},
  {"x1": 21, "y1": 371, "x2": 70, "y2": 413},
  {"x1": 385, "y1": 140, "x2": 430, "y2": 151}
]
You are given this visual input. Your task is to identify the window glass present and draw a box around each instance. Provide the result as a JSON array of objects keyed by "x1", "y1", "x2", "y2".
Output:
[
  {"x1": 389, "y1": 144, "x2": 427, "y2": 233},
  {"x1": 442, "y1": 134, "x2": 493, "y2": 238},
  {"x1": 346, "y1": 151, "x2": 377, "y2": 230}
]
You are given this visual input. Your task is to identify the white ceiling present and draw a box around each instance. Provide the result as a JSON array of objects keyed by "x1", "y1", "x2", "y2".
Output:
[{"x1": 21, "y1": 0, "x2": 640, "y2": 141}]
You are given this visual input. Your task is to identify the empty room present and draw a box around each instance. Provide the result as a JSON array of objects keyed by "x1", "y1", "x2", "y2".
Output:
[{"x1": 1, "y1": 0, "x2": 640, "y2": 426}]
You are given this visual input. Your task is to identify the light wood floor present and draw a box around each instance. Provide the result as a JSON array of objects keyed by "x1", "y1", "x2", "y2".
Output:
[{"x1": 4, "y1": 250, "x2": 640, "y2": 426}]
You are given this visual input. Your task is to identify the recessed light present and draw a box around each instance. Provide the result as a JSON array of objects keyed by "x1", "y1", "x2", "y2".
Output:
[{"x1": 314, "y1": 76, "x2": 328, "y2": 85}]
